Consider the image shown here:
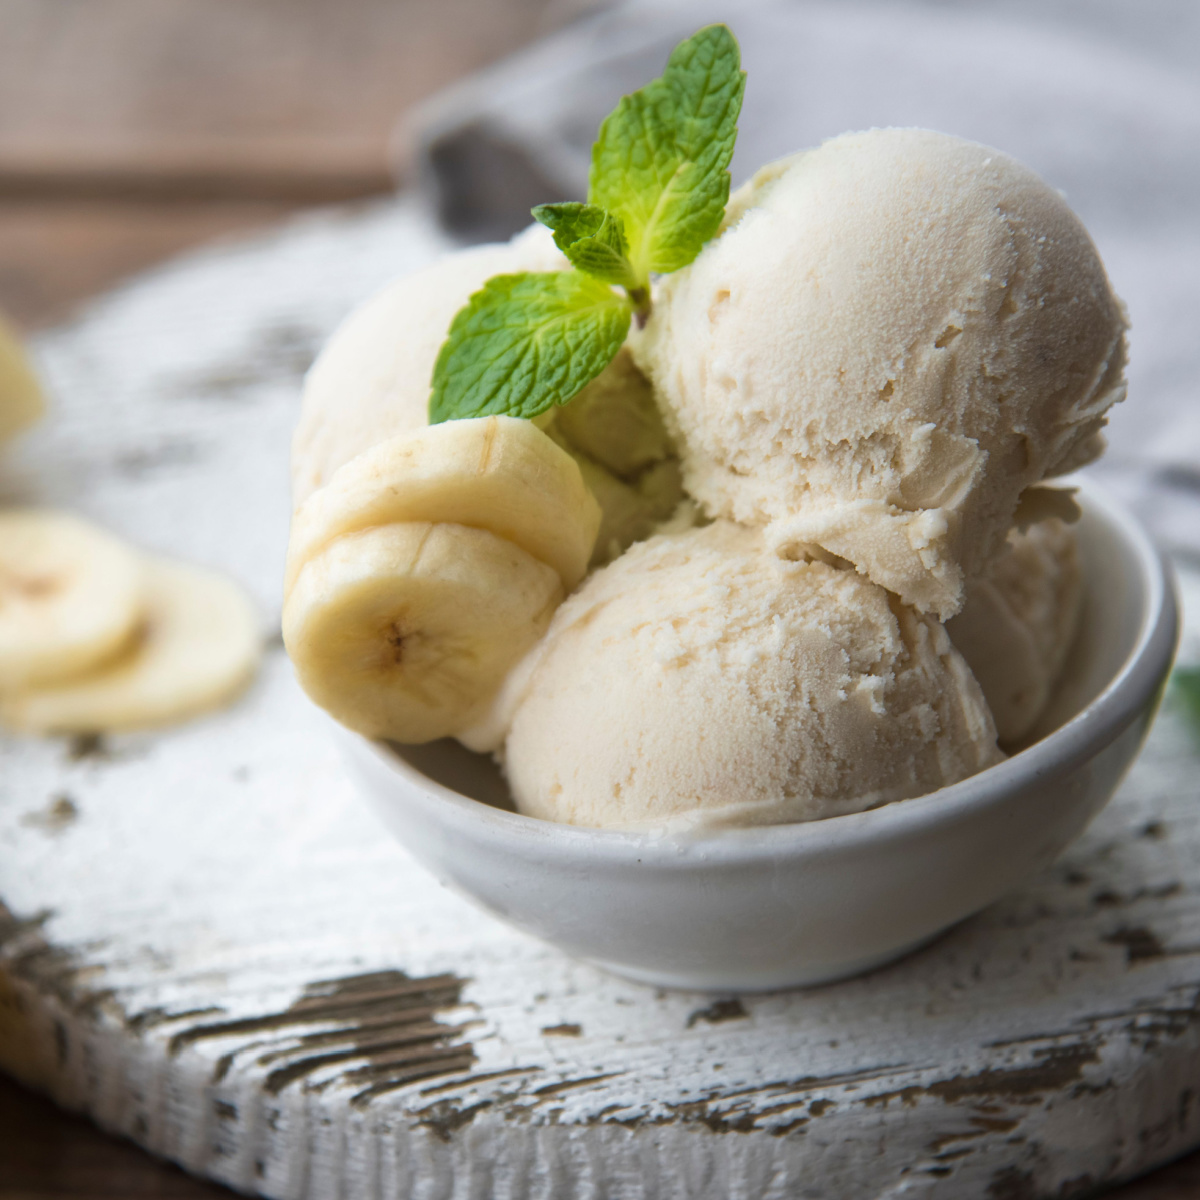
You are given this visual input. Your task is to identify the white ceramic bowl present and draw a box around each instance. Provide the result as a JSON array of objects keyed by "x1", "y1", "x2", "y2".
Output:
[{"x1": 336, "y1": 478, "x2": 1178, "y2": 991}]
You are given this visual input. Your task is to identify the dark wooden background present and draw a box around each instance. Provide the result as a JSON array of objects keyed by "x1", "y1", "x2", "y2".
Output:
[
  {"x1": 0, "y1": 0, "x2": 1198, "y2": 1195},
  {"x1": 0, "y1": 0, "x2": 576, "y2": 331}
]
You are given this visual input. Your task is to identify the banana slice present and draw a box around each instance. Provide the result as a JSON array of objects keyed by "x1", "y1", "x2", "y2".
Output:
[
  {"x1": 284, "y1": 416, "x2": 600, "y2": 596},
  {"x1": 2, "y1": 558, "x2": 261, "y2": 734},
  {"x1": 283, "y1": 522, "x2": 562, "y2": 744},
  {"x1": 0, "y1": 510, "x2": 144, "y2": 690},
  {"x1": 0, "y1": 314, "x2": 45, "y2": 444}
]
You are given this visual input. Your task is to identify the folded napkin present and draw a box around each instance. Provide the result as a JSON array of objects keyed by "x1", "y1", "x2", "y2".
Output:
[{"x1": 412, "y1": 0, "x2": 1200, "y2": 559}]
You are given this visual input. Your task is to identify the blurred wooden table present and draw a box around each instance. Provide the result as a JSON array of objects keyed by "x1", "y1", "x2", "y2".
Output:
[
  {"x1": 0, "y1": 1, "x2": 1199, "y2": 1196},
  {"x1": 0, "y1": 0, "x2": 572, "y2": 330}
]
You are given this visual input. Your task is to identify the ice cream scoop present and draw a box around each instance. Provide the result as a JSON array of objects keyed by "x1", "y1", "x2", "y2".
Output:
[
  {"x1": 502, "y1": 521, "x2": 1002, "y2": 831},
  {"x1": 948, "y1": 517, "x2": 1082, "y2": 745},
  {"x1": 634, "y1": 128, "x2": 1128, "y2": 619}
]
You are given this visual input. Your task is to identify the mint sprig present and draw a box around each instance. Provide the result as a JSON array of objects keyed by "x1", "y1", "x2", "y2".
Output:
[{"x1": 431, "y1": 23, "x2": 744, "y2": 425}]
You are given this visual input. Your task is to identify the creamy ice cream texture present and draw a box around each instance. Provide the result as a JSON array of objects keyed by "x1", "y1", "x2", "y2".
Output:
[
  {"x1": 503, "y1": 521, "x2": 1002, "y2": 832},
  {"x1": 634, "y1": 128, "x2": 1127, "y2": 620},
  {"x1": 288, "y1": 126, "x2": 1119, "y2": 831},
  {"x1": 947, "y1": 518, "x2": 1081, "y2": 746}
]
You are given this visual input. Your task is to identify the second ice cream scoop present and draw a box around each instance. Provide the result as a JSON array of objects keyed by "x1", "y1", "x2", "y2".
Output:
[{"x1": 502, "y1": 522, "x2": 1002, "y2": 831}]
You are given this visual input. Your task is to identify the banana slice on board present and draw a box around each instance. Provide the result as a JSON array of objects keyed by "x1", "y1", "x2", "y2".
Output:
[
  {"x1": 283, "y1": 521, "x2": 562, "y2": 744},
  {"x1": 2, "y1": 558, "x2": 261, "y2": 734},
  {"x1": 284, "y1": 416, "x2": 601, "y2": 597},
  {"x1": 0, "y1": 510, "x2": 144, "y2": 690},
  {"x1": 0, "y1": 315, "x2": 45, "y2": 444}
]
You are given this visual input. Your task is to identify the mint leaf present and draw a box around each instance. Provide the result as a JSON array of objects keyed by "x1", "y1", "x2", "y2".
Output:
[
  {"x1": 429, "y1": 272, "x2": 631, "y2": 424},
  {"x1": 590, "y1": 24, "x2": 744, "y2": 280},
  {"x1": 532, "y1": 202, "x2": 637, "y2": 287}
]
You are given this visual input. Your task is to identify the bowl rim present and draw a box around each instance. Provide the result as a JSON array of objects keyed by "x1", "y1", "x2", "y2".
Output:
[{"x1": 345, "y1": 475, "x2": 1179, "y2": 865}]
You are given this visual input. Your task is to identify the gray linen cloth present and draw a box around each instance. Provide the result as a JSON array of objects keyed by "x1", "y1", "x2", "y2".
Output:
[{"x1": 410, "y1": 0, "x2": 1200, "y2": 559}]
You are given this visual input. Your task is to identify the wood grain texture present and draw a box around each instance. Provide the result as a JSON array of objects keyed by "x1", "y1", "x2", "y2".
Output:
[
  {"x1": 0, "y1": 0, "x2": 566, "y2": 196},
  {"x1": 0, "y1": 0, "x2": 577, "y2": 328},
  {"x1": 1, "y1": 201, "x2": 1200, "y2": 1199},
  {"x1": 6, "y1": 1083, "x2": 1200, "y2": 1200},
  {"x1": 0, "y1": 201, "x2": 300, "y2": 332}
]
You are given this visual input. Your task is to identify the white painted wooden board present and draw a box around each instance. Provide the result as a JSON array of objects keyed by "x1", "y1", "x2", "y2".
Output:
[{"x1": 2, "y1": 199, "x2": 1200, "y2": 1200}]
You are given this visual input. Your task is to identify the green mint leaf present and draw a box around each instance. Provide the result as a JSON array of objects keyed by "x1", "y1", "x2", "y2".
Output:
[
  {"x1": 589, "y1": 24, "x2": 744, "y2": 281},
  {"x1": 429, "y1": 272, "x2": 631, "y2": 423},
  {"x1": 532, "y1": 202, "x2": 637, "y2": 287}
]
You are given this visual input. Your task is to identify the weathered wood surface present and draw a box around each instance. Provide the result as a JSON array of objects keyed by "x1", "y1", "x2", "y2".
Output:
[{"x1": 1, "y1": 201, "x2": 1200, "y2": 1200}]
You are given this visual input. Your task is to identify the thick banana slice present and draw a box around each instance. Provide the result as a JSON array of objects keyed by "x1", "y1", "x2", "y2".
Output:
[
  {"x1": 283, "y1": 522, "x2": 562, "y2": 744},
  {"x1": 2, "y1": 559, "x2": 261, "y2": 734},
  {"x1": 284, "y1": 416, "x2": 600, "y2": 596},
  {"x1": 0, "y1": 314, "x2": 45, "y2": 444},
  {"x1": 0, "y1": 510, "x2": 143, "y2": 690}
]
